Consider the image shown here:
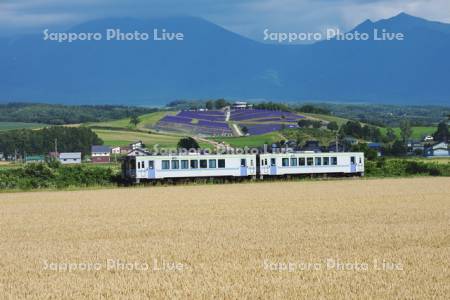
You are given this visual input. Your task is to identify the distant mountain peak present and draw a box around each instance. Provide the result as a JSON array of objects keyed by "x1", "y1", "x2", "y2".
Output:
[
  {"x1": 372, "y1": 11, "x2": 450, "y2": 35},
  {"x1": 396, "y1": 12, "x2": 414, "y2": 18},
  {"x1": 1, "y1": 12, "x2": 449, "y2": 105}
]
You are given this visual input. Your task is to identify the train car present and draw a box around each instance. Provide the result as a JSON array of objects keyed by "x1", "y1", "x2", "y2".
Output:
[
  {"x1": 258, "y1": 152, "x2": 364, "y2": 177},
  {"x1": 123, "y1": 153, "x2": 257, "y2": 182}
]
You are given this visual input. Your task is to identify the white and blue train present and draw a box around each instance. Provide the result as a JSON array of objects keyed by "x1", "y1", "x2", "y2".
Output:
[{"x1": 122, "y1": 151, "x2": 364, "y2": 182}]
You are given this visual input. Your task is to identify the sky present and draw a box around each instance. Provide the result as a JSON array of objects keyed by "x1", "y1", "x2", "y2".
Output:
[{"x1": 1, "y1": 0, "x2": 449, "y2": 40}]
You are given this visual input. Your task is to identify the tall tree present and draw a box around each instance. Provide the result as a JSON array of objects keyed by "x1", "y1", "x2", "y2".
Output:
[
  {"x1": 205, "y1": 100, "x2": 214, "y2": 110},
  {"x1": 327, "y1": 121, "x2": 339, "y2": 131},
  {"x1": 386, "y1": 127, "x2": 397, "y2": 142},
  {"x1": 433, "y1": 121, "x2": 449, "y2": 142},
  {"x1": 177, "y1": 137, "x2": 200, "y2": 150},
  {"x1": 129, "y1": 115, "x2": 140, "y2": 127},
  {"x1": 399, "y1": 119, "x2": 412, "y2": 142},
  {"x1": 215, "y1": 99, "x2": 229, "y2": 109}
]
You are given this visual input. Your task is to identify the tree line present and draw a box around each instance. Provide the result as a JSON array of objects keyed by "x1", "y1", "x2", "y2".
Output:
[
  {"x1": 0, "y1": 103, "x2": 157, "y2": 125},
  {"x1": 0, "y1": 127, "x2": 103, "y2": 158}
]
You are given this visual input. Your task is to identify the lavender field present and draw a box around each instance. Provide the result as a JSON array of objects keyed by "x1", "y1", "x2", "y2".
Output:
[{"x1": 156, "y1": 109, "x2": 303, "y2": 136}]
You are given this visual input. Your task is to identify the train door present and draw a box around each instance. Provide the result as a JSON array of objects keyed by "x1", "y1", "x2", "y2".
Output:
[
  {"x1": 240, "y1": 158, "x2": 248, "y2": 176},
  {"x1": 137, "y1": 160, "x2": 147, "y2": 178},
  {"x1": 350, "y1": 156, "x2": 356, "y2": 173},
  {"x1": 128, "y1": 158, "x2": 136, "y2": 177},
  {"x1": 270, "y1": 158, "x2": 277, "y2": 175},
  {"x1": 148, "y1": 160, "x2": 155, "y2": 179}
]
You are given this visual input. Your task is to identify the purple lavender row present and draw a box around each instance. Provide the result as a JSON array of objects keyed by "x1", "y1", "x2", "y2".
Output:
[
  {"x1": 197, "y1": 120, "x2": 230, "y2": 129},
  {"x1": 178, "y1": 111, "x2": 225, "y2": 121},
  {"x1": 160, "y1": 115, "x2": 193, "y2": 124}
]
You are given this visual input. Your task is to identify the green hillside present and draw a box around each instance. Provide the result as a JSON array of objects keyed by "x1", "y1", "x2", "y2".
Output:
[
  {"x1": 0, "y1": 122, "x2": 46, "y2": 131},
  {"x1": 380, "y1": 126, "x2": 435, "y2": 140},
  {"x1": 88, "y1": 111, "x2": 177, "y2": 130},
  {"x1": 211, "y1": 132, "x2": 283, "y2": 148},
  {"x1": 94, "y1": 129, "x2": 211, "y2": 149}
]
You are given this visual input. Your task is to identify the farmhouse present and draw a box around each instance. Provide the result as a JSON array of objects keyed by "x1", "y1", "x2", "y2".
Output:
[
  {"x1": 130, "y1": 141, "x2": 144, "y2": 150},
  {"x1": 120, "y1": 147, "x2": 132, "y2": 155},
  {"x1": 232, "y1": 101, "x2": 253, "y2": 110},
  {"x1": 91, "y1": 145, "x2": 111, "y2": 163},
  {"x1": 111, "y1": 147, "x2": 121, "y2": 155},
  {"x1": 426, "y1": 142, "x2": 450, "y2": 157},
  {"x1": 59, "y1": 152, "x2": 82, "y2": 164},
  {"x1": 127, "y1": 148, "x2": 152, "y2": 156}
]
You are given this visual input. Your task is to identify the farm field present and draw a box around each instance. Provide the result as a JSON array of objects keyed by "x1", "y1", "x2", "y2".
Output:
[
  {"x1": 380, "y1": 126, "x2": 436, "y2": 140},
  {"x1": 88, "y1": 111, "x2": 176, "y2": 130},
  {"x1": 301, "y1": 112, "x2": 349, "y2": 126},
  {"x1": 0, "y1": 122, "x2": 45, "y2": 131},
  {"x1": 211, "y1": 132, "x2": 283, "y2": 148},
  {"x1": 93, "y1": 129, "x2": 212, "y2": 149},
  {"x1": 1, "y1": 178, "x2": 449, "y2": 298},
  {"x1": 93, "y1": 129, "x2": 181, "y2": 148}
]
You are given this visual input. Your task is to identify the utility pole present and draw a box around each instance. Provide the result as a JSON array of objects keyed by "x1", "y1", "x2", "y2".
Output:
[
  {"x1": 336, "y1": 132, "x2": 339, "y2": 153},
  {"x1": 54, "y1": 138, "x2": 58, "y2": 154}
]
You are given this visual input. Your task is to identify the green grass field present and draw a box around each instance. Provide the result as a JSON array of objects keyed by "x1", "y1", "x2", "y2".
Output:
[
  {"x1": 380, "y1": 126, "x2": 435, "y2": 140},
  {"x1": 88, "y1": 111, "x2": 177, "y2": 130},
  {"x1": 399, "y1": 157, "x2": 450, "y2": 164},
  {"x1": 301, "y1": 113, "x2": 349, "y2": 126},
  {"x1": 0, "y1": 122, "x2": 46, "y2": 131},
  {"x1": 94, "y1": 129, "x2": 212, "y2": 149},
  {"x1": 211, "y1": 132, "x2": 283, "y2": 148}
]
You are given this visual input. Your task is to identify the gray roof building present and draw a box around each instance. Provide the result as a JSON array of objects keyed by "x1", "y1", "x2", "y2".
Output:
[{"x1": 91, "y1": 145, "x2": 111, "y2": 154}]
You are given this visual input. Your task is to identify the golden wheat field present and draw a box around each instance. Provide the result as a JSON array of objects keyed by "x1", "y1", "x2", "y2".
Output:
[{"x1": 1, "y1": 178, "x2": 449, "y2": 299}]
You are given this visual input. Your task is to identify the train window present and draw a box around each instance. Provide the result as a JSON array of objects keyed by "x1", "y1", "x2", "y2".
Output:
[
  {"x1": 218, "y1": 159, "x2": 225, "y2": 168},
  {"x1": 315, "y1": 157, "x2": 322, "y2": 166},
  {"x1": 299, "y1": 157, "x2": 306, "y2": 166},
  {"x1": 250, "y1": 160, "x2": 254, "y2": 167},
  {"x1": 291, "y1": 158, "x2": 298, "y2": 167},
  {"x1": 209, "y1": 159, "x2": 217, "y2": 168},
  {"x1": 190, "y1": 160, "x2": 198, "y2": 169},
  {"x1": 240, "y1": 159, "x2": 246, "y2": 167},
  {"x1": 162, "y1": 160, "x2": 170, "y2": 170},
  {"x1": 181, "y1": 160, "x2": 189, "y2": 169},
  {"x1": 171, "y1": 160, "x2": 180, "y2": 169},
  {"x1": 282, "y1": 158, "x2": 289, "y2": 167},
  {"x1": 149, "y1": 161, "x2": 154, "y2": 169},
  {"x1": 265, "y1": 159, "x2": 268, "y2": 166},
  {"x1": 351, "y1": 156, "x2": 356, "y2": 164},
  {"x1": 323, "y1": 157, "x2": 329, "y2": 166},
  {"x1": 331, "y1": 157, "x2": 338, "y2": 165},
  {"x1": 359, "y1": 157, "x2": 362, "y2": 164},
  {"x1": 270, "y1": 158, "x2": 276, "y2": 166},
  {"x1": 200, "y1": 159, "x2": 208, "y2": 169},
  {"x1": 307, "y1": 157, "x2": 314, "y2": 166}
]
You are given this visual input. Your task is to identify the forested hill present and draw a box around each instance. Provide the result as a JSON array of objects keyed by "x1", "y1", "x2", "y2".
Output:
[{"x1": 0, "y1": 103, "x2": 157, "y2": 125}]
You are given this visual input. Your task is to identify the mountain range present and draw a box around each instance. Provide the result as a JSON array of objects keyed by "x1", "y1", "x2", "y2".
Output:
[{"x1": 1, "y1": 13, "x2": 449, "y2": 105}]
